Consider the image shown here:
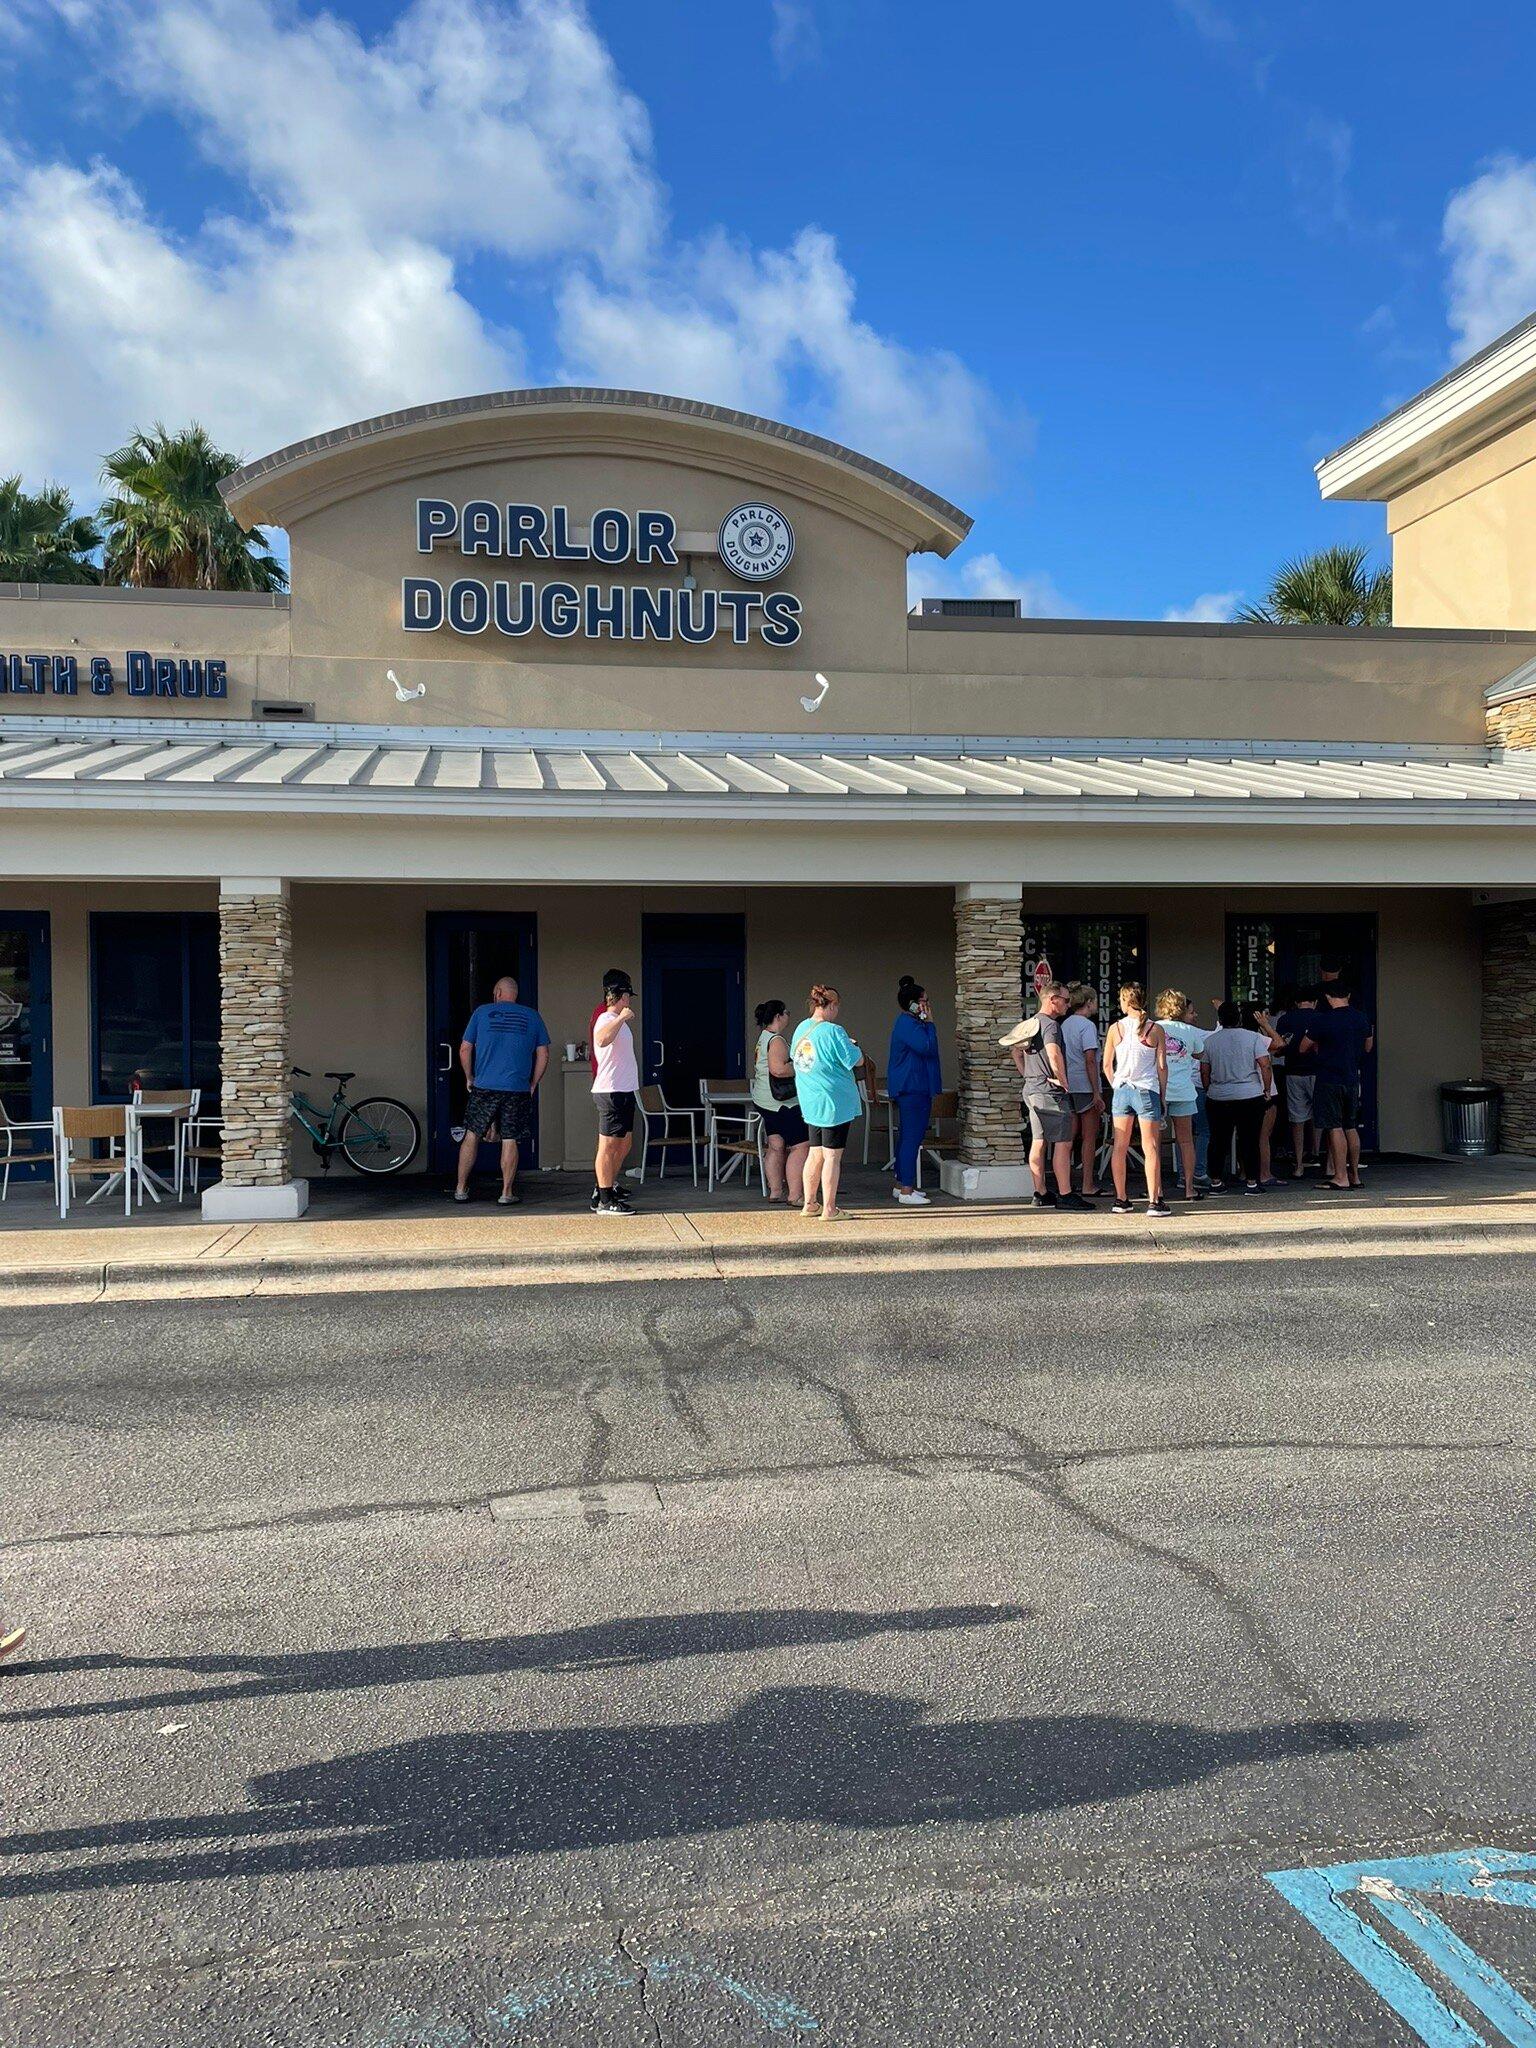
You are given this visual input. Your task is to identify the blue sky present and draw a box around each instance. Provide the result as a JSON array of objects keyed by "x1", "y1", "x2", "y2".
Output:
[{"x1": 2, "y1": 0, "x2": 1534, "y2": 618}]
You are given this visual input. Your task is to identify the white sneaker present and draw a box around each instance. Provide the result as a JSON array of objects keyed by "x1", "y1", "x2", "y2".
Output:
[{"x1": 893, "y1": 1189, "x2": 930, "y2": 1205}]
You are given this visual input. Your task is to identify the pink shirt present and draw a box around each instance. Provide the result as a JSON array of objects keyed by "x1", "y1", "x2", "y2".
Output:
[{"x1": 592, "y1": 1016, "x2": 639, "y2": 1093}]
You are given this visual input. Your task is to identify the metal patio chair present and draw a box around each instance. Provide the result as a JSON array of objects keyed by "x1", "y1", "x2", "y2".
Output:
[
  {"x1": 0, "y1": 1100, "x2": 54, "y2": 1200},
  {"x1": 132, "y1": 1086, "x2": 200, "y2": 1200},
  {"x1": 706, "y1": 1104, "x2": 765, "y2": 1195},
  {"x1": 53, "y1": 1105, "x2": 131, "y2": 1220},
  {"x1": 638, "y1": 1084, "x2": 701, "y2": 1185}
]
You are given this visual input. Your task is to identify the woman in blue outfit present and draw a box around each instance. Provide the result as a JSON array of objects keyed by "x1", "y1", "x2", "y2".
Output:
[
  {"x1": 791, "y1": 983, "x2": 865, "y2": 1220},
  {"x1": 887, "y1": 974, "x2": 942, "y2": 1206}
]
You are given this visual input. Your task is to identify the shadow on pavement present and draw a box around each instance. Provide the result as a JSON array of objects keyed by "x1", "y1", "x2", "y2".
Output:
[
  {"x1": 1, "y1": 1603, "x2": 1028, "y2": 1724},
  {"x1": 0, "y1": 1686, "x2": 1414, "y2": 1899}
]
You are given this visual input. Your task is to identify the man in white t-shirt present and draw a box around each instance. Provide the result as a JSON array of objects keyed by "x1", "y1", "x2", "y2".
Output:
[{"x1": 591, "y1": 969, "x2": 640, "y2": 1216}]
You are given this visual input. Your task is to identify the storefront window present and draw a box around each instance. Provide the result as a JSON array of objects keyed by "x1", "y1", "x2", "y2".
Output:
[
  {"x1": 1021, "y1": 915, "x2": 1148, "y2": 1017},
  {"x1": 91, "y1": 913, "x2": 220, "y2": 1103}
]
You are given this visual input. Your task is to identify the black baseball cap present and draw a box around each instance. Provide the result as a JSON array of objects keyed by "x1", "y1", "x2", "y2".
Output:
[{"x1": 603, "y1": 968, "x2": 634, "y2": 996}]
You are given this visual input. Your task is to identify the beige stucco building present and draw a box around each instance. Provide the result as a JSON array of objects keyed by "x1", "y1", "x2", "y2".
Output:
[{"x1": 4, "y1": 373, "x2": 1536, "y2": 1217}]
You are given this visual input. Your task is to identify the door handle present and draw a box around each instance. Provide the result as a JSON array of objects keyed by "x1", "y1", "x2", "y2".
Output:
[
  {"x1": 652, "y1": 1039, "x2": 665, "y2": 1065},
  {"x1": 438, "y1": 1041, "x2": 454, "y2": 1075}
]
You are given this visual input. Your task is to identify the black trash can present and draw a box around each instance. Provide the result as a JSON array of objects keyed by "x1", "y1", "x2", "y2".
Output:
[{"x1": 1440, "y1": 1080, "x2": 1503, "y2": 1157}]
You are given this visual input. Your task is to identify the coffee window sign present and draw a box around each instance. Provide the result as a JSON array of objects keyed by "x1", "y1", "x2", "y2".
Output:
[{"x1": 404, "y1": 498, "x2": 804, "y2": 647}]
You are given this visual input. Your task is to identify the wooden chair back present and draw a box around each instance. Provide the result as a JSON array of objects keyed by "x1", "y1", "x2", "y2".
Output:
[
  {"x1": 60, "y1": 1106, "x2": 127, "y2": 1143},
  {"x1": 699, "y1": 1077, "x2": 747, "y2": 1103}
]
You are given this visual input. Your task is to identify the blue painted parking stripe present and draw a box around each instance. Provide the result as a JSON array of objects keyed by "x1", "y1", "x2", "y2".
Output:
[{"x1": 1267, "y1": 1849, "x2": 1536, "y2": 2048}]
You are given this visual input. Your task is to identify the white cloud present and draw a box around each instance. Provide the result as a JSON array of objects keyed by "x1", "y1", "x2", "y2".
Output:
[
  {"x1": 907, "y1": 548, "x2": 1072, "y2": 617},
  {"x1": 558, "y1": 226, "x2": 1002, "y2": 495},
  {"x1": 1444, "y1": 155, "x2": 1536, "y2": 360},
  {"x1": 1163, "y1": 590, "x2": 1242, "y2": 622},
  {"x1": 0, "y1": 0, "x2": 1000, "y2": 506},
  {"x1": 770, "y1": 0, "x2": 820, "y2": 74}
]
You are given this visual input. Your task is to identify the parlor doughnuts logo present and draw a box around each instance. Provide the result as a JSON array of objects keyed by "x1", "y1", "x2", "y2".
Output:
[{"x1": 718, "y1": 503, "x2": 794, "y2": 581}]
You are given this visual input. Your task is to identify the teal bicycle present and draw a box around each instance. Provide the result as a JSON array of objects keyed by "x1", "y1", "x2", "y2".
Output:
[{"x1": 290, "y1": 1068, "x2": 420, "y2": 1175}]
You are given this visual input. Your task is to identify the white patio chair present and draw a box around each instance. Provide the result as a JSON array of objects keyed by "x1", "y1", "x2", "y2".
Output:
[
  {"x1": 638, "y1": 1084, "x2": 700, "y2": 1185},
  {"x1": 132, "y1": 1086, "x2": 200, "y2": 1199},
  {"x1": 182, "y1": 1113, "x2": 225, "y2": 1194},
  {"x1": 54, "y1": 1105, "x2": 131, "y2": 1220},
  {"x1": 706, "y1": 1106, "x2": 764, "y2": 1194},
  {"x1": 0, "y1": 1100, "x2": 54, "y2": 1199}
]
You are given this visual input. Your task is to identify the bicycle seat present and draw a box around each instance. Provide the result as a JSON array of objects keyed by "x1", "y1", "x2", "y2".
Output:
[
  {"x1": 291, "y1": 1066, "x2": 311, "y2": 1078},
  {"x1": 324, "y1": 1070, "x2": 356, "y2": 1083}
]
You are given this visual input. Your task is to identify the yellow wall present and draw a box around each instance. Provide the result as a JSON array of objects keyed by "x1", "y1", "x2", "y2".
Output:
[
  {"x1": 1389, "y1": 413, "x2": 1536, "y2": 629},
  {"x1": 14, "y1": 878, "x2": 1474, "y2": 1162}
]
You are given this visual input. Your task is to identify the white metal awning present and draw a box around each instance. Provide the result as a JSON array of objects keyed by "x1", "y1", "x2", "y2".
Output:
[{"x1": 1, "y1": 718, "x2": 1535, "y2": 826}]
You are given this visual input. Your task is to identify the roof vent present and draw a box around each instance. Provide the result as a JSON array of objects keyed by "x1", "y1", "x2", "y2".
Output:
[
  {"x1": 911, "y1": 597, "x2": 1023, "y2": 619},
  {"x1": 254, "y1": 698, "x2": 313, "y2": 721}
]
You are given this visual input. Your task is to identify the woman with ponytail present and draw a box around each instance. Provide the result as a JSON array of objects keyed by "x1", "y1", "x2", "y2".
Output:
[
  {"x1": 1101, "y1": 982, "x2": 1172, "y2": 1219},
  {"x1": 791, "y1": 983, "x2": 864, "y2": 1220},
  {"x1": 887, "y1": 975, "x2": 942, "y2": 1204}
]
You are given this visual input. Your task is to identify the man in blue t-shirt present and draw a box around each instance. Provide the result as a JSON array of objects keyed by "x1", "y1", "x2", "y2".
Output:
[
  {"x1": 1301, "y1": 985, "x2": 1374, "y2": 1191},
  {"x1": 455, "y1": 975, "x2": 551, "y2": 1205}
]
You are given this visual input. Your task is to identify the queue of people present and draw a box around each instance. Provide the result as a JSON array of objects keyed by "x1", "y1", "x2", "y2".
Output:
[
  {"x1": 1002, "y1": 974, "x2": 1375, "y2": 1215},
  {"x1": 449, "y1": 962, "x2": 1373, "y2": 1220}
]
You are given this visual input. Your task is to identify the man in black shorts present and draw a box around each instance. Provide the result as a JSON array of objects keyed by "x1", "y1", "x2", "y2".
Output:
[
  {"x1": 591, "y1": 970, "x2": 641, "y2": 1215},
  {"x1": 1301, "y1": 983, "x2": 1374, "y2": 1191},
  {"x1": 455, "y1": 975, "x2": 551, "y2": 1205}
]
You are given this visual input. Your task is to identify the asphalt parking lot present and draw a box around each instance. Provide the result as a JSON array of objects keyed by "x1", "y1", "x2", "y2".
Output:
[{"x1": 2, "y1": 1243, "x2": 1533, "y2": 2046}]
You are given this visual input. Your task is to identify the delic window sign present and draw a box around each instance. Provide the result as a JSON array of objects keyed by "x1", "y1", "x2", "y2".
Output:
[
  {"x1": 0, "y1": 652, "x2": 229, "y2": 698},
  {"x1": 403, "y1": 498, "x2": 804, "y2": 647}
]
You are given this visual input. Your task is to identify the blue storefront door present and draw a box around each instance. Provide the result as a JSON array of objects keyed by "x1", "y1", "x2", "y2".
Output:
[
  {"x1": 426, "y1": 913, "x2": 539, "y2": 1174},
  {"x1": 641, "y1": 913, "x2": 746, "y2": 1104},
  {"x1": 0, "y1": 913, "x2": 52, "y2": 1176}
]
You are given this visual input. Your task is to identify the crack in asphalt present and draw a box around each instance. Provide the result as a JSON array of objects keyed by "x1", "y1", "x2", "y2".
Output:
[
  {"x1": 613, "y1": 1925, "x2": 664, "y2": 2048},
  {"x1": 2, "y1": 1437, "x2": 1521, "y2": 1555},
  {"x1": 950, "y1": 1408, "x2": 1445, "y2": 1830}
]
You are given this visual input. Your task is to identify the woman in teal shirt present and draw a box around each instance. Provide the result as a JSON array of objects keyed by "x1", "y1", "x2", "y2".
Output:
[{"x1": 791, "y1": 982, "x2": 864, "y2": 1220}]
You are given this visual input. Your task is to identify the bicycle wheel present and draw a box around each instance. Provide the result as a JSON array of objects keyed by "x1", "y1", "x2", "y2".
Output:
[{"x1": 339, "y1": 1097, "x2": 420, "y2": 1175}]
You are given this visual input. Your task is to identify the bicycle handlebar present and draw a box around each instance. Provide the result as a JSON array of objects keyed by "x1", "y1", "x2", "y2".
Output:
[{"x1": 290, "y1": 1066, "x2": 311, "y2": 1078}]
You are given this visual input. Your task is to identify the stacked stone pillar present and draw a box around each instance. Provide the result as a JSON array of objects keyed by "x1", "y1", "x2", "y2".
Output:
[
  {"x1": 1483, "y1": 678, "x2": 1536, "y2": 1157},
  {"x1": 943, "y1": 882, "x2": 1028, "y2": 1197},
  {"x1": 1482, "y1": 901, "x2": 1536, "y2": 1156},
  {"x1": 203, "y1": 879, "x2": 309, "y2": 1219}
]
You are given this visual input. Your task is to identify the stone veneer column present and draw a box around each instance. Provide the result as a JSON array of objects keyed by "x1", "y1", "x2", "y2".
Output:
[
  {"x1": 941, "y1": 882, "x2": 1030, "y2": 1200},
  {"x1": 1483, "y1": 676, "x2": 1536, "y2": 1157},
  {"x1": 202, "y1": 878, "x2": 309, "y2": 1220},
  {"x1": 1482, "y1": 902, "x2": 1536, "y2": 1157}
]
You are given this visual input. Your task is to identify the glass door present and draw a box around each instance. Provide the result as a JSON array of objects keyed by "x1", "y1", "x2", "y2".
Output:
[
  {"x1": 426, "y1": 913, "x2": 540, "y2": 1174},
  {"x1": 1021, "y1": 914, "x2": 1148, "y2": 1018},
  {"x1": 0, "y1": 914, "x2": 52, "y2": 1173},
  {"x1": 1226, "y1": 912, "x2": 1379, "y2": 1147}
]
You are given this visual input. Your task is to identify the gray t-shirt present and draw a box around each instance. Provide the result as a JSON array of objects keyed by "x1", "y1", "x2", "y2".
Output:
[
  {"x1": 1024, "y1": 1013, "x2": 1067, "y2": 1096},
  {"x1": 1062, "y1": 1012, "x2": 1100, "y2": 1095}
]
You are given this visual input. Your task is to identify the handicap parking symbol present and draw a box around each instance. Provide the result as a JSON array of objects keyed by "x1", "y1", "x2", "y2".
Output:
[{"x1": 1266, "y1": 1848, "x2": 1536, "y2": 2046}]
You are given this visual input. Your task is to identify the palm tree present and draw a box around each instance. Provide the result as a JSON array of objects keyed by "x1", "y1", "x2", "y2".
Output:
[
  {"x1": 0, "y1": 476, "x2": 101, "y2": 585},
  {"x1": 1236, "y1": 544, "x2": 1391, "y2": 627},
  {"x1": 99, "y1": 423, "x2": 287, "y2": 592}
]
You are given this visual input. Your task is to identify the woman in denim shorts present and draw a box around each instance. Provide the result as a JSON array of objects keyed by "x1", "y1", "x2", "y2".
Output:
[{"x1": 1101, "y1": 982, "x2": 1172, "y2": 1219}]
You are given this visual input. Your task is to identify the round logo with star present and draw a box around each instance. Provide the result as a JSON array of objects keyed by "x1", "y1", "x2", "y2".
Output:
[{"x1": 718, "y1": 502, "x2": 794, "y2": 581}]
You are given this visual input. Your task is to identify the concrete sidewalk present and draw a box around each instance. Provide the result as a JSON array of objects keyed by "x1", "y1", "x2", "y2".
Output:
[{"x1": 1, "y1": 1155, "x2": 1534, "y2": 1304}]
